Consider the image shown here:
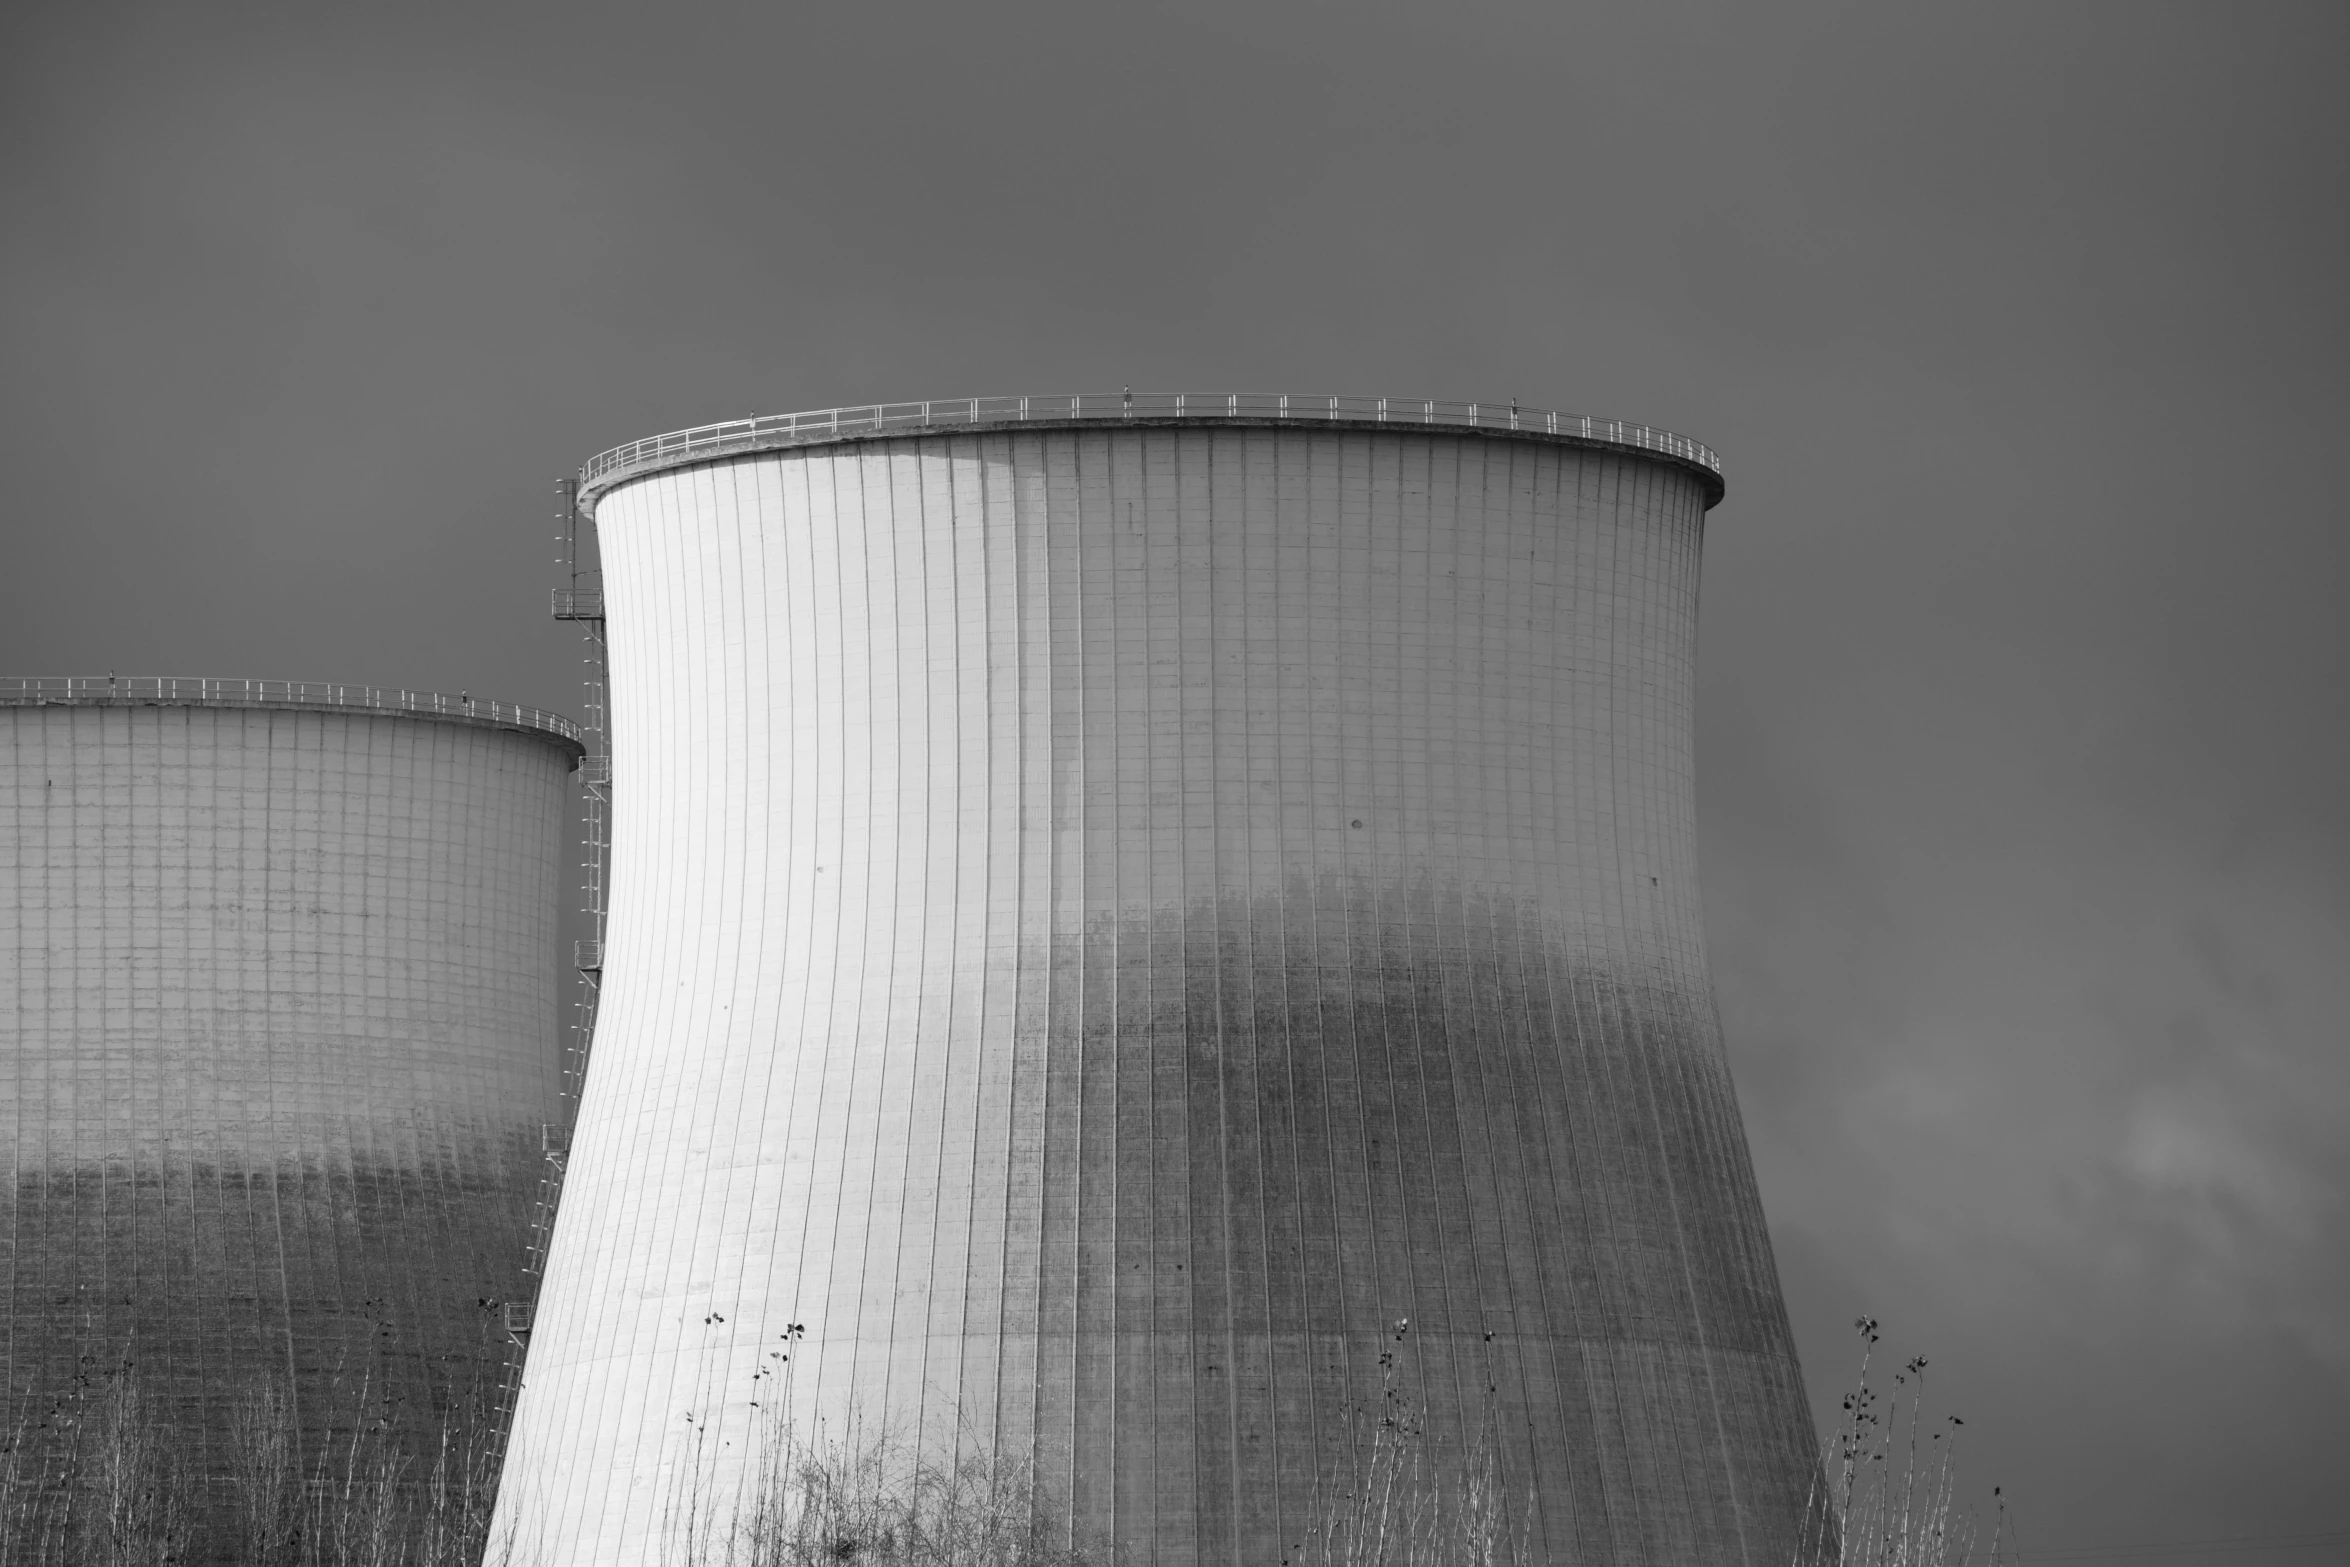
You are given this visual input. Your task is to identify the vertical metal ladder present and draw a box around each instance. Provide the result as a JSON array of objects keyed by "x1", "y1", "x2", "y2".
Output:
[{"x1": 499, "y1": 477, "x2": 608, "y2": 1426}]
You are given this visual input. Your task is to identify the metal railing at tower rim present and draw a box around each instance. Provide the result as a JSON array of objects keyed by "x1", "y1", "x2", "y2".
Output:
[
  {"x1": 0, "y1": 676, "x2": 582, "y2": 745},
  {"x1": 576, "y1": 394, "x2": 1724, "y2": 502}
]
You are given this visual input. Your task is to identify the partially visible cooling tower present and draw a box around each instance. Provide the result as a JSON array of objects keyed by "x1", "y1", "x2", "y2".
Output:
[
  {"x1": 0, "y1": 680, "x2": 580, "y2": 1540},
  {"x1": 498, "y1": 396, "x2": 1822, "y2": 1566}
]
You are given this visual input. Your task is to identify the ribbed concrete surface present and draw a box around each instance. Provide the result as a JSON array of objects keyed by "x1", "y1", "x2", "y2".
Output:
[
  {"x1": 499, "y1": 424, "x2": 1819, "y2": 1564},
  {"x1": 0, "y1": 700, "x2": 575, "y2": 1531}
]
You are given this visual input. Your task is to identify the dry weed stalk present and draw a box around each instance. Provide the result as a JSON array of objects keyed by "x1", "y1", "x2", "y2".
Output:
[
  {"x1": 288, "y1": 1371, "x2": 502, "y2": 1567},
  {"x1": 1791, "y1": 1317, "x2": 2010, "y2": 1567},
  {"x1": 1290, "y1": 1320, "x2": 1535, "y2": 1567}
]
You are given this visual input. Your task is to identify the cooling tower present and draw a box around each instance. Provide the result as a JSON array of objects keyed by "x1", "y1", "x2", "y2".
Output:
[
  {"x1": 499, "y1": 396, "x2": 1821, "y2": 1566},
  {"x1": 0, "y1": 679, "x2": 580, "y2": 1540}
]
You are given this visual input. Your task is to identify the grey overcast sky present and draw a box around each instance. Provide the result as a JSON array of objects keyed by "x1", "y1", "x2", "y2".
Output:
[{"x1": 5, "y1": 1, "x2": 2344, "y2": 1559}]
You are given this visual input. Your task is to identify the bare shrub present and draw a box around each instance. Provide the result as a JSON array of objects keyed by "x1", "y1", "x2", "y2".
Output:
[
  {"x1": 733, "y1": 1424, "x2": 1103, "y2": 1567},
  {"x1": 635, "y1": 1323, "x2": 1109, "y2": 1567}
]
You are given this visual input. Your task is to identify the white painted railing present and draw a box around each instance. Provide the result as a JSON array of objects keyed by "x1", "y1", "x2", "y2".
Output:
[{"x1": 579, "y1": 393, "x2": 1721, "y2": 495}]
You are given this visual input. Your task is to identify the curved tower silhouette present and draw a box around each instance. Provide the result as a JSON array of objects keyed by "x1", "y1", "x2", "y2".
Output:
[
  {"x1": 1, "y1": 679, "x2": 579, "y2": 1544},
  {"x1": 497, "y1": 396, "x2": 1819, "y2": 1565}
]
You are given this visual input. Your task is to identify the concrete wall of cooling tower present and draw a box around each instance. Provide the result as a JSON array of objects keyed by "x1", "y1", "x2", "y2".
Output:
[
  {"x1": 499, "y1": 420, "x2": 1820, "y2": 1566},
  {"x1": 0, "y1": 696, "x2": 578, "y2": 1524}
]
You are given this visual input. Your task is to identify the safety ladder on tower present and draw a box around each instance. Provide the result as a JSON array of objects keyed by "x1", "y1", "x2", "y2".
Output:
[{"x1": 497, "y1": 477, "x2": 610, "y2": 1431}]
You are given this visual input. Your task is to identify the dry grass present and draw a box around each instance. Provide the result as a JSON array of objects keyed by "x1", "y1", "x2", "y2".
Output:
[
  {"x1": 2, "y1": 1368, "x2": 190, "y2": 1567},
  {"x1": 505, "y1": 1319, "x2": 1538, "y2": 1567},
  {"x1": 2, "y1": 1361, "x2": 500, "y2": 1567},
  {"x1": 10, "y1": 1320, "x2": 1930, "y2": 1565}
]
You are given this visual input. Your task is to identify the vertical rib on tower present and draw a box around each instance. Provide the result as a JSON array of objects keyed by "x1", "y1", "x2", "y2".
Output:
[{"x1": 497, "y1": 402, "x2": 1820, "y2": 1566}]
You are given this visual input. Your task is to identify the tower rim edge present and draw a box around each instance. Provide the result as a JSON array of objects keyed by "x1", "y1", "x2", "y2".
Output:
[{"x1": 576, "y1": 397, "x2": 1728, "y2": 513}]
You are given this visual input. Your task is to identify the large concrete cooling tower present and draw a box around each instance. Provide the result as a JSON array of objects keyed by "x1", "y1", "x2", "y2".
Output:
[
  {"x1": 498, "y1": 395, "x2": 1820, "y2": 1566},
  {"x1": 0, "y1": 679, "x2": 580, "y2": 1538}
]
